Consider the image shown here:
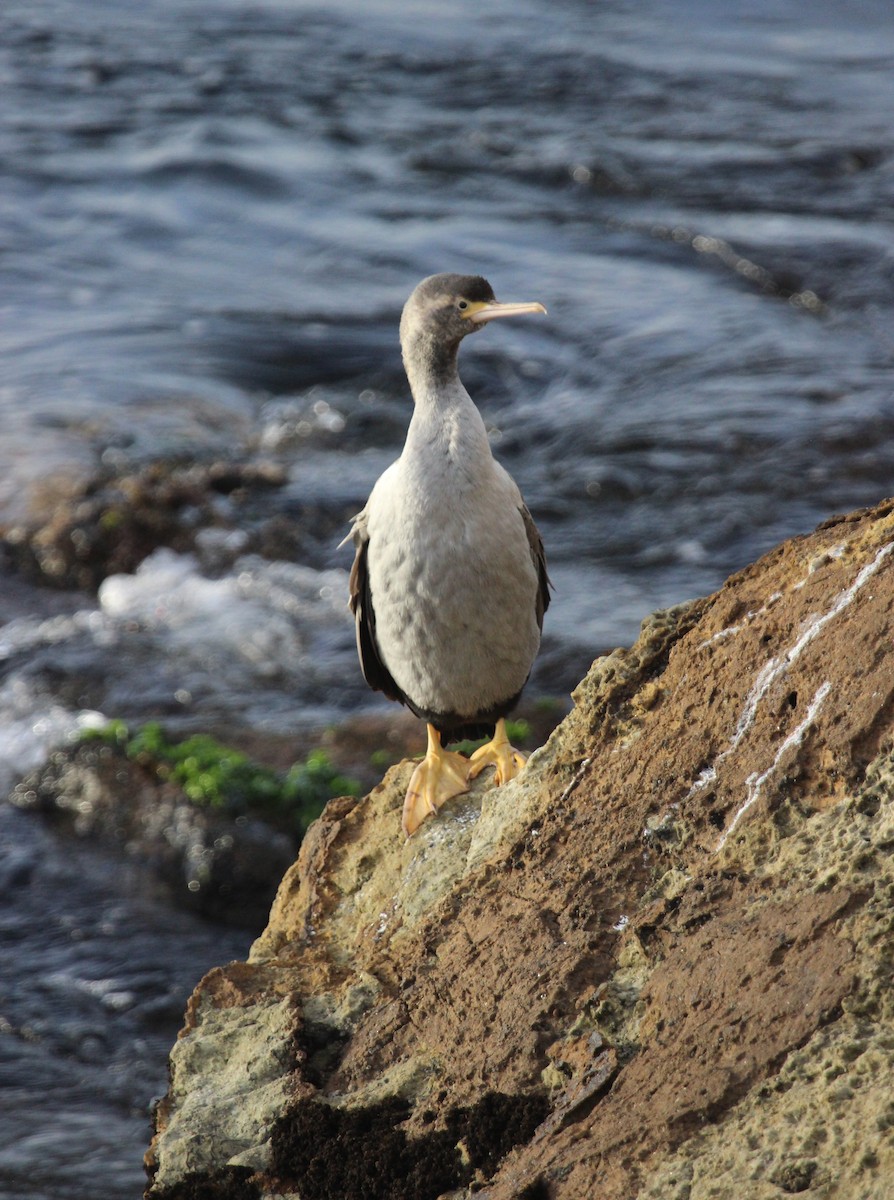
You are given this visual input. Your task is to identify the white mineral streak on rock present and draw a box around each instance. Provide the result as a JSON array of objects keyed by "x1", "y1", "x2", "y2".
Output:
[
  {"x1": 716, "y1": 680, "x2": 832, "y2": 852},
  {"x1": 690, "y1": 540, "x2": 894, "y2": 809}
]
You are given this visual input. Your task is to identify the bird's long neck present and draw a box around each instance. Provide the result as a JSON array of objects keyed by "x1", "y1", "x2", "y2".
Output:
[
  {"x1": 402, "y1": 333, "x2": 492, "y2": 471},
  {"x1": 402, "y1": 328, "x2": 458, "y2": 398}
]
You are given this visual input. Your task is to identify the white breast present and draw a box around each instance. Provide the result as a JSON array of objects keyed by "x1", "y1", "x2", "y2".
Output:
[{"x1": 365, "y1": 440, "x2": 541, "y2": 721}]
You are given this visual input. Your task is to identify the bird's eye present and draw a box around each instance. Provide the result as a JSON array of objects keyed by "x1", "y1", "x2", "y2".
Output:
[{"x1": 457, "y1": 299, "x2": 469, "y2": 311}]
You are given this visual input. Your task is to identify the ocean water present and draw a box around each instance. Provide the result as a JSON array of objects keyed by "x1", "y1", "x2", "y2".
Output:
[{"x1": 1, "y1": 0, "x2": 893, "y2": 1194}]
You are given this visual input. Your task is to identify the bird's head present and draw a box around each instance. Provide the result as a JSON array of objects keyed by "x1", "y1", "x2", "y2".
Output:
[{"x1": 400, "y1": 273, "x2": 546, "y2": 378}]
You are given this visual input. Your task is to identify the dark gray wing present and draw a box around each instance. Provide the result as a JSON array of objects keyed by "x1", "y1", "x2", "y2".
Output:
[
  {"x1": 347, "y1": 513, "x2": 403, "y2": 703},
  {"x1": 520, "y1": 503, "x2": 552, "y2": 630}
]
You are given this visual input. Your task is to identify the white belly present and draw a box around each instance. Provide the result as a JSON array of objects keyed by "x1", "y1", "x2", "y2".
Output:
[{"x1": 366, "y1": 457, "x2": 541, "y2": 720}]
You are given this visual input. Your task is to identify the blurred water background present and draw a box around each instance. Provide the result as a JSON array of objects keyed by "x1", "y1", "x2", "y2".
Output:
[{"x1": 1, "y1": 0, "x2": 893, "y2": 1195}]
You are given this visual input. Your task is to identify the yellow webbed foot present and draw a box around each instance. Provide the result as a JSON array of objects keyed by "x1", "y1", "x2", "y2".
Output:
[
  {"x1": 402, "y1": 724, "x2": 471, "y2": 838},
  {"x1": 468, "y1": 717, "x2": 527, "y2": 786}
]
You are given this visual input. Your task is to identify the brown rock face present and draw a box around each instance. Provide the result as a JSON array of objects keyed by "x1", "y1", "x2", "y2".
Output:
[{"x1": 145, "y1": 499, "x2": 894, "y2": 1200}]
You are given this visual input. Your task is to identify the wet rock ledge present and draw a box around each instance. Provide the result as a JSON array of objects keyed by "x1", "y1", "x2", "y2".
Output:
[{"x1": 145, "y1": 497, "x2": 894, "y2": 1200}]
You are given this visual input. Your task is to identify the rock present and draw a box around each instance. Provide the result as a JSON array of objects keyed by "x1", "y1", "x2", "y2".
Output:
[
  {"x1": 0, "y1": 457, "x2": 306, "y2": 591},
  {"x1": 144, "y1": 498, "x2": 894, "y2": 1200},
  {"x1": 11, "y1": 742, "x2": 296, "y2": 928}
]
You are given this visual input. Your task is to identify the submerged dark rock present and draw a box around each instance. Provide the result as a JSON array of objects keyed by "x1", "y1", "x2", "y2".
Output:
[{"x1": 10, "y1": 740, "x2": 295, "y2": 928}]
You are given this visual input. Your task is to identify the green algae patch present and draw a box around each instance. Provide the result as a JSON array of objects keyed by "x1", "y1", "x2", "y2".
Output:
[{"x1": 81, "y1": 720, "x2": 359, "y2": 837}]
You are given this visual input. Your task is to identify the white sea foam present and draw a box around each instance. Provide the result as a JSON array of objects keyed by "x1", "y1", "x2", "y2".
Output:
[
  {"x1": 0, "y1": 676, "x2": 104, "y2": 796},
  {"x1": 0, "y1": 550, "x2": 361, "y2": 765},
  {"x1": 98, "y1": 548, "x2": 352, "y2": 682}
]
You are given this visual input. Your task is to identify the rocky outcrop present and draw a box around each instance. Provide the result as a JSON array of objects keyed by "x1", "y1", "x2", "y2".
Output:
[
  {"x1": 145, "y1": 498, "x2": 894, "y2": 1200},
  {"x1": 11, "y1": 739, "x2": 296, "y2": 928},
  {"x1": 0, "y1": 457, "x2": 324, "y2": 591}
]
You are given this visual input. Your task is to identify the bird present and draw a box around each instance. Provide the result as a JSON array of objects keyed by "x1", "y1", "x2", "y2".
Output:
[{"x1": 345, "y1": 273, "x2": 550, "y2": 837}]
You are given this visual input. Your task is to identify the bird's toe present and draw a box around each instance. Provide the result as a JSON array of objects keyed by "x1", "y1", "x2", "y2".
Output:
[{"x1": 402, "y1": 744, "x2": 471, "y2": 838}]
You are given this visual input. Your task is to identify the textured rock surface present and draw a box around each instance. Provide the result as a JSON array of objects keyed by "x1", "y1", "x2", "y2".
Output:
[{"x1": 145, "y1": 498, "x2": 894, "y2": 1200}]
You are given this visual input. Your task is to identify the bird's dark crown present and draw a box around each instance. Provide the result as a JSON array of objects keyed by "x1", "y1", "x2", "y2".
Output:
[
  {"x1": 400, "y1": 274, "x2": 496, "y2": 363},
  {"x1": 413, "y1": 273, "x2": 496, "y2": 305}
]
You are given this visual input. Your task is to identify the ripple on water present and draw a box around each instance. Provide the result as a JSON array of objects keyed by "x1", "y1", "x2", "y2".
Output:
[{"x1": 1, "y1": 0, "x2": 893, "y2": 1194}]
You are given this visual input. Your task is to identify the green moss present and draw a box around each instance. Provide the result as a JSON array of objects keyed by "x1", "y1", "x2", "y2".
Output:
[
  {"x1": 450, "y1": 718, "x2": 532, "y2": 757},
  {"x1": 506, "y1": 717, "x2": 532, "y2": 744},
  {"x1": 98, "y1": 507, "x2": 123, "y2": 531},
  {"x1": 80, "y1": 721, "x2": 359, "y2": 836},
  {"x1": 370, "y1": 747, "x2": 393, "y2": 771}
]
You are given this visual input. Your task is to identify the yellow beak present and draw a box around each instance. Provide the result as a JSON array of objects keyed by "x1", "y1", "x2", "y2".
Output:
[{"x1": 464, "y1": 299, "x2": 548, "y2": 324}]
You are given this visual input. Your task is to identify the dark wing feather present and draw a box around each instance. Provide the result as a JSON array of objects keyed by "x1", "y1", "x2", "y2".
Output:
[
  {"x1": 348, "y1": 516, "x2": 403, "y2": 703},
  {"x1": 520, "y1": 503, "x2": 552, "y2": 630}
]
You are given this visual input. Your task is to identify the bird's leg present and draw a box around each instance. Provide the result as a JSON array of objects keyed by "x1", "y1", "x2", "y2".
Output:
[
  {"x1": 468, "y1": 717, "x2": 527, "y2": 786},
  {"x1": 402, "y1": 723, "x2": 471, "y2": 838}
]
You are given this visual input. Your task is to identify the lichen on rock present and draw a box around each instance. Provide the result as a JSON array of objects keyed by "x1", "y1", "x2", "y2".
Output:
[{"x1": 145, "y1": 498, "x2": 894, "y2": 1200}]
